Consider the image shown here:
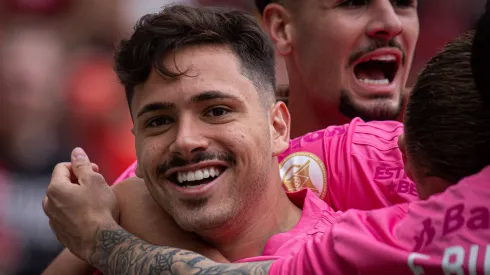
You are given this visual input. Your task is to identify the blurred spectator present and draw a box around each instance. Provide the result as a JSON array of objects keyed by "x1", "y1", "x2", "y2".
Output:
[
  {"x1": 0, "y1": 22, "x2": 69, "y2": 275},
  {"x1": 0, "y1": 23, "x2": 67, "y2": 174},
  {"x1": 1, "y1": 1, "x2": 133, "y2": 274}
]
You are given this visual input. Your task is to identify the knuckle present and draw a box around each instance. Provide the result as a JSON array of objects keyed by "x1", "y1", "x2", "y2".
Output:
[
  {"x1": 46, "y1": 183, "x2": 57, "y2": 196},
  {"x1": 80, "y1": 172, "x2": 104, "y2": 184}
]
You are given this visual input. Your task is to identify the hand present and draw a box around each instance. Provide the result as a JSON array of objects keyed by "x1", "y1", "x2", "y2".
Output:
[{"x1": 43, "y1": 147, "x2": 119, "y2": 262}]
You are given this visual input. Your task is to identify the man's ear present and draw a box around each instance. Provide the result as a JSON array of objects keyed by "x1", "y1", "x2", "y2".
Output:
[
  {"x1": 398, "y1": 134, "x2": 414, "y2": 181},
  {"x1": 269, "y1": 101, "x2": 291, "y2": 156},
  {"x1": 135, "y1": 162, "x2": 143, "y2": 178},
  {"x1": 262, "y1": 3, "x2": 294, "y2": 56}
]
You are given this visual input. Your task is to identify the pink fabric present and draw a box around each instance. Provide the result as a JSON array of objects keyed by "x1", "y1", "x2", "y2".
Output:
[
  {"x1": 238, "y1": 189, "x2": 339, "y2": 262},
  {"x1": 270, "y1": 166, "x2": 490, "y2": 274},
  {"x1": 114, "y1": 118, "x2": 417, "y2": 211},
  {"x1": 278, "y1": 118, "x2": 416, "y2": 211}
]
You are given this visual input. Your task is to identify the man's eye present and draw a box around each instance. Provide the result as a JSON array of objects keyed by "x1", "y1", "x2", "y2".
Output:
[
  {"x1": 338, "y1": 0, "x2": 369, "y2": 8},
  {"x1": 392, "y1": 0, "x2": 416, "y2": 8},
  {"x1": 204, "y1": 107, "x2": 230, "y2": 117},
  {"x1": 146, "y1": 117, "x2": 173, "y2": 128}
]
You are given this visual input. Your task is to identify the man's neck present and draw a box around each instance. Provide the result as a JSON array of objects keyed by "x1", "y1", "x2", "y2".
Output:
[
  {"x1": 288, "y1": 83, "x2": 349, "y2": 138},
  {"x1": 198, "y1": 177, "x2": 302, "y2": 262}
]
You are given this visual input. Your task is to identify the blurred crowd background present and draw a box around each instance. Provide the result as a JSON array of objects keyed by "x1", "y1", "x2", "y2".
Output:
[{"x1": 0, "y1": 0, "x2": 485, "y2": 274}]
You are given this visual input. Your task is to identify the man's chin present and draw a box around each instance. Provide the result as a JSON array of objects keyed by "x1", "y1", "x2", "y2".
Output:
[
  {"x1": 339, "y1": 90, "x2": 404, "y2": 121},
  {"x1": 172, "y1": 208, "x2": 231, "y2": 233}
]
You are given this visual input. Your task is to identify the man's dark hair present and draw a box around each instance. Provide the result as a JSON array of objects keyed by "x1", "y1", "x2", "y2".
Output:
[
  {"x1": 114, "y1": 4, "x2": 276, "y2": 110},
  {"x1": 404, "y1": 31, "x2": 490, "y2": 184}
]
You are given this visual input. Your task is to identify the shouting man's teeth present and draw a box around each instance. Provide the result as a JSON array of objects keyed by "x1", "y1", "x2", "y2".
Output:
[
  {"x1": 354, "y1": 53, "x2": 399, "y2": 86},
  {"x1": 371, "y1": 54, "x2": 396, "y2": 62},
  {"x1": 359, "y1": 78, "x2": 390, "y2": 85},
  {"x1": 177, "y1": 167, "x2": 221, "y2": 184}
]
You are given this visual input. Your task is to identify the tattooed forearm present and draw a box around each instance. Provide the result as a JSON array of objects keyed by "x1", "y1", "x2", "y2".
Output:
[{"x1": 89, "y1": 224, "x2": 272, "y2": 275}]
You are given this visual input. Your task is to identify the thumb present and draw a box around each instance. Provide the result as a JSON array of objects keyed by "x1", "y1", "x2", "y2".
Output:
[{"x1": 71, "y1": 147, "x2": 94, "y2": 180}]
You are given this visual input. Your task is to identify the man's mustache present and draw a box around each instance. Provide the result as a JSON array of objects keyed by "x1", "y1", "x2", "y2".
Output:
[
  {"x1": 348, "y1": 39, "x2": 406, "y2": 68},
  {"x1": 157, "y1": 151, "x2": 236, "y2": 176}
]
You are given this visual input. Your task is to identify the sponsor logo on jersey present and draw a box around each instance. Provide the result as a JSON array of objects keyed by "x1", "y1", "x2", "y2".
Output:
[{"x1": 279, "y1": 152, "x2": 327, "y2": 200}]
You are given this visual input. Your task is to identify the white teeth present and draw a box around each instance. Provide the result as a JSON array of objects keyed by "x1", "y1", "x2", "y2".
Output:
[
  {"x1": 203, "y1": 169, "x2": 210, "y2": 179},
  {"x1": 371, "y1": 54, "x2": 396, "y2": 62},
  {"x1": 178, "y1": 173, "x2": 187, "y2": 184},
  {"x1": 187, "y1": 171, "x2": 195, "y2": 181},
  {"x1": 195, "y1": 170, "x2": 204, "y2": 180},
  {"x1": 176, "y1": 167, "x2": 222, "y2": 184},
  {"x1": 359, "y1": 78, "x2": 390, "y2": 85}
]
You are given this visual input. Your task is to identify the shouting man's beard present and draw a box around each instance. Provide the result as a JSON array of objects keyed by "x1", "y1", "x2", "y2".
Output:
[{"x1": 338, "y1": 89, "x2": 405, "y2": 122}]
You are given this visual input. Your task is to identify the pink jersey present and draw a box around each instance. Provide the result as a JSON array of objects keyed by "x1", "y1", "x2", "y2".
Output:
[
  {"x1": 233, "y1": 189, "x2": 338, "y2": 263},
  {"x1": 113, "y1": 118, "x2": 417, "y2": 211},
  {"x1": 270, "y1": 166, "x2": 490, "y2": 274}
]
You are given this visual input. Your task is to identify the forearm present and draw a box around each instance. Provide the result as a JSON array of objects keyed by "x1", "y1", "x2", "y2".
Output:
[
  {"x1": 43, "y1": 248, "x2": 95, "y2": 275},
  {"x1": 89, "y1": 223, "x2": 272, "y2": 275}
]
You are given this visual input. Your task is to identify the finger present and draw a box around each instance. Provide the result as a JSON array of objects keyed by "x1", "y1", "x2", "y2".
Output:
[
  {"x1": 42, "y1": 196, "x2": 49, "y2": 214},
  {"x1": 51, "y1": 162, "x2": 73, "y2": 183},
  {"x1": 42, "y1": 196, "x2": 56, "y2": 221},
  {"x1": 71, "y1": 147, "x2": 94, "y2": 182},
  {"x1": 69, "y1": 163, "x2": 98, "y2": 183}
]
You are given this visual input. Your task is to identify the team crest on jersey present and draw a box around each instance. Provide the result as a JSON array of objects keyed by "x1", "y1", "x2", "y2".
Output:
[{"x1": 279, "y1": 152, "x2": 327, "y2": 200}]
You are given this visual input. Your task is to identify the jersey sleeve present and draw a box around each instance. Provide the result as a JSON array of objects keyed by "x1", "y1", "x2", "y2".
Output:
[
  {"x1": 270, "y1": 169, "x2": 490, "y2": 275},
  {"x1": 278, "y1": 118, "x2": 418, "y2": 212}
]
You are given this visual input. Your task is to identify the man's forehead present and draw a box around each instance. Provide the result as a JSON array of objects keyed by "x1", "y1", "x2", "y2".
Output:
[
  {"x1": 135, "y1": 71, "x2": 249, "y2": 102},
  {"x1": 164, "y1": 45, "x2": 239, "y2": 72},
  {"x1": 133, "y1": 60, "x2": 256, "y2": 109}
]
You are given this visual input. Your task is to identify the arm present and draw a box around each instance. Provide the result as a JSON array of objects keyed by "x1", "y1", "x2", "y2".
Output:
[
  {"x1": 43, "y1": 175, "x2": 138, "y2": 275},
  {"x1": 90, "y1": 222, "x2": 272, "y2": 275},
  {"x1": 42, "y1": 175, "x2": 136, "y2": 275},
  {"x1": 42, "y1": 174, "x2": 135, "y2": 275},
  {"x1": 43, "y1": 174, "x2": 228, "y2": 274},
  {"x1": 42, "y1": 249, "x2": 95, "y2": 275}
]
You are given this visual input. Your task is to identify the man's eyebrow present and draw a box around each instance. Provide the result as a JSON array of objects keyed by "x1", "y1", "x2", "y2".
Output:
[
  {"x1": 136, "y1": 91, "x2": 241, "y2": 118},
  {"x1": 190, "y1": 91, "x2": 242, "y2": 103},
  {"x1": 136, "y1": 102, "x2": 175, "y2": 118}
]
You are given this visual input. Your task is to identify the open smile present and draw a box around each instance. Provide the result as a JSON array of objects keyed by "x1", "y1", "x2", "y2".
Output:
[
  {"x1": 165, "y1": 161, "x2": 228, "y2": 192},
  {"x1": 352, "y1": 48, "x2": 403, "y2": 94},
  {"x1": 168, "y1": 166, "x2": 227, "y2": 188}
]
